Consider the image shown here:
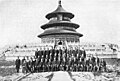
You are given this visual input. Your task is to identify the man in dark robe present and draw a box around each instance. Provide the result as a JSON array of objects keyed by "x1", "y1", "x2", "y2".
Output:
[
  {"x1": 46, "y1": 47, "x2": 50, "y2": 59},
  {"x1": 15, "y1": 56, "x2": 21, "y2": 73},
  {"x1": 91, "y1": 55, "x2": 96, "y2": 66},
  {"x1": 21, "y1": 57, "x2": 26, "y2": 73},
  {"x1": 93, "y1": 65, "x2": 99, "y2": 72},
  {"x1": 22, "y1": 57, "x2": 25, "y2": 65},
  {"x1": 101, "y1": 59, "x2": 106, "y2": 72},
  {"x1": 51, "y1": 47, "x2": 55, "y2": 61},
  {"x1": 72, "y1": 48, "x2": 76, "y2": 56},
  {"x1": 29, "y1": 57, "x2": 34, "y2": 73},
  {"x1": 79, "y1": 49, "x2": 82, "y2": 57},
  {"x1": 74, "y1": 47, "x2": 78, "y2": 57},
  {"x1": 38, "y1": 48, "x2": 42, "y2": 58},
  {"x1": 81, "y1": 48, "x2": 86, "y2": 58},
  {"x1": 43, "y1": 47, "x2": 47, "y2": 59},
  {"x1": 59, "y1": 47, "x2": 62, "y2": 59},
  {"x1": 88, "y1": 64, "x2": 93, "y2": 72},
  {"x1": 35, "y1": 49, "x2": 39, "y2": 58},
  {"x1": 83, "y1": 64, "x2": 88, "y2": 72},
  {"x1": 96, "y1": 57, "x2": 100, "y2": 66},
  {"x1": 32, "y1": 56, "x2": 36, "y2": 72}
]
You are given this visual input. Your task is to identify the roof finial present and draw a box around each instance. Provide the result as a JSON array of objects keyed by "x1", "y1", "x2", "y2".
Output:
[{"x1": 59, "y1": 0, "x2": 61, "y2": 6}]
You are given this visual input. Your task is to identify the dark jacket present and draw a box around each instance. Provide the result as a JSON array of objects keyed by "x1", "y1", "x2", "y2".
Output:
[{"x1": 15, "y1": 58, "x2": 21, "y2": 68}]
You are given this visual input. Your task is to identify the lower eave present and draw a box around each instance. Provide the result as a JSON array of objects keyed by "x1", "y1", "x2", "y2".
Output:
[{"x1": 38, "y1": 32, "x2": 83, "y2": 38}]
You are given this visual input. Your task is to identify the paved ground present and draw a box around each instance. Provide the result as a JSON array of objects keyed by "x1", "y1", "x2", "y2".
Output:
[
  {"x1": 1, "y1": 71, "x2": 120, "y2": 81},
  {"x1": 18, "y1": 71, "x2": 117, "y2": 81}
]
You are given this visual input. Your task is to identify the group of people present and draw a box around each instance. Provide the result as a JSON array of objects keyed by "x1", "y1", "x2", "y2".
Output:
[{"x1": 15, "y1": 46, "x2": 107, "y2": 73}]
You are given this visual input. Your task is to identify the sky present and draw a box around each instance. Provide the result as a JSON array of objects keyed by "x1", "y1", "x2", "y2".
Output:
[{"x1": 0, "y1": 0, "x2": 120, "y2": 47}]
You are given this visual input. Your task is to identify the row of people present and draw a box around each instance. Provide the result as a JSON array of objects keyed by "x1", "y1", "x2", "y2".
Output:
[
  {"x1": 36, "y1": 63, "x2": 106, "y2": 72},
  {"x1": 35, "y1": 47, "x2": 104, "y2": 67},
  {"x1": 15, "y1": 47, "x2": 107, "y2": 73},
  {"x1": 35, "y1": 47, "x2": 86, "y2": 61},
  {"x1": 20, "y1": 56, "x2": 106, "y2": 73}
]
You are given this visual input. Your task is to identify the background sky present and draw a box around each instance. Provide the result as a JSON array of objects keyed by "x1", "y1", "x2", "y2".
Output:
[{"x1": 0, "y1": 0, "x2": 120, "y2": 47}]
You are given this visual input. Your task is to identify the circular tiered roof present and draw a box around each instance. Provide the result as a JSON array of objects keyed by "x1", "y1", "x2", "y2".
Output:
[
  {"x1": 38, "y1": 1, "x2": 83, "y2": 38},
  {"x1": 46, "y1": 1, "x2": 74, "y2": 19}
]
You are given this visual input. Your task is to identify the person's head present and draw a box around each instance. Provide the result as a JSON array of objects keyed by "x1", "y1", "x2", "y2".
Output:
[
  {"x1": 75, "y1": 46, "x2": 78, "y2": 50},
  {"x1": 82, "y1": 47, "x2": 84, "y2": 50},
  {"x1": 33, "y1": 56, "x2": 36, "y2": 59},
  {"x1": 55, "y1": 47, "x2": 57, "y2": 50},
  {"x1": 47, "y1": 47, "x2": 49, "y2": 50},
  {"x1": 71, "y1": 47, "x2": 73, "y2": 50},
  {"x1": 30, "y1": 57, "x2": 33, "y2": 60},
  {"x1": 54, "y1": 58, "x2": 56, "y2": 61},
  {"x1": 51, "y1": 46, "x2": 53, "y2": 49},
  {"x1": 36, "y1": 48, "x2": 38, "y2": 51},
  {"x1": 46, "y1": 55, "x2": 48, "y2": 57},
  {"x1": 79, "y1": 57, "x2": 81, "y2": 61},
  {"x1": 39, "y1": 47, "x2": 42, "y2": 50},
  {"x1": 59, "y1": 47, "x2": 61, "y2": 50},
  {"x1": 71, "y1": 54, "x2": 74, "y2": 56},
  {"x1": 17, "y1": 56, "x2": 19, "y2": 59},
  {"x1": 26, "y1": 56, "x2": 29, "y2": 59},
  {"x1": 77, "y1": 53, "x2": 79, "y2": 56},
  {"x1": 54, "y1": 53, "x2": 57, "y2": 56},
  {"x1": 81, "y1": 53, "x2": 84, "y2": 57},
  {"x1": 44, "y1": 47, "x2": 46, "y2": 50},
  {"x1": 23, "y1": 59, "x2": 26, "y2": 63},
  {"x1": 101, "y1": 58, "x2": 104, "y2": 62},
  {"x1": 23, "y1": 56, "x2": 25, "y2": 59}
]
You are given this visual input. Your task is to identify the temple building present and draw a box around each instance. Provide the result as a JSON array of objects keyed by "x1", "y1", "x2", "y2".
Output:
[
  {"x1": 3, "y1": 1, "x2": 119, "y2": 61},
  {"x1": 38, "y1": 1, "x2": 83, "y2": 46}
]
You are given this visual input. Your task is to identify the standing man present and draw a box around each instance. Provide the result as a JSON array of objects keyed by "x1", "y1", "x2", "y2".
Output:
[
  {"x1": 35, "y1": 48, "x2": 39, "y2": 58},
  {"x1": 15, "y1": 56, "x2": 21, "y2": 73},
  {"x1": 21, "y1": 57, "x2": 26, "y2": 73},
  {"x1": 81, "y1": 47, "x2": 86, "y2": 58}
]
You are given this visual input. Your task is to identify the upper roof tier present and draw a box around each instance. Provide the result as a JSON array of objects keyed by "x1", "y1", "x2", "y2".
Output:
[{"x1": 46, "y1": 1, "x2": 74, "y2": 20}]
